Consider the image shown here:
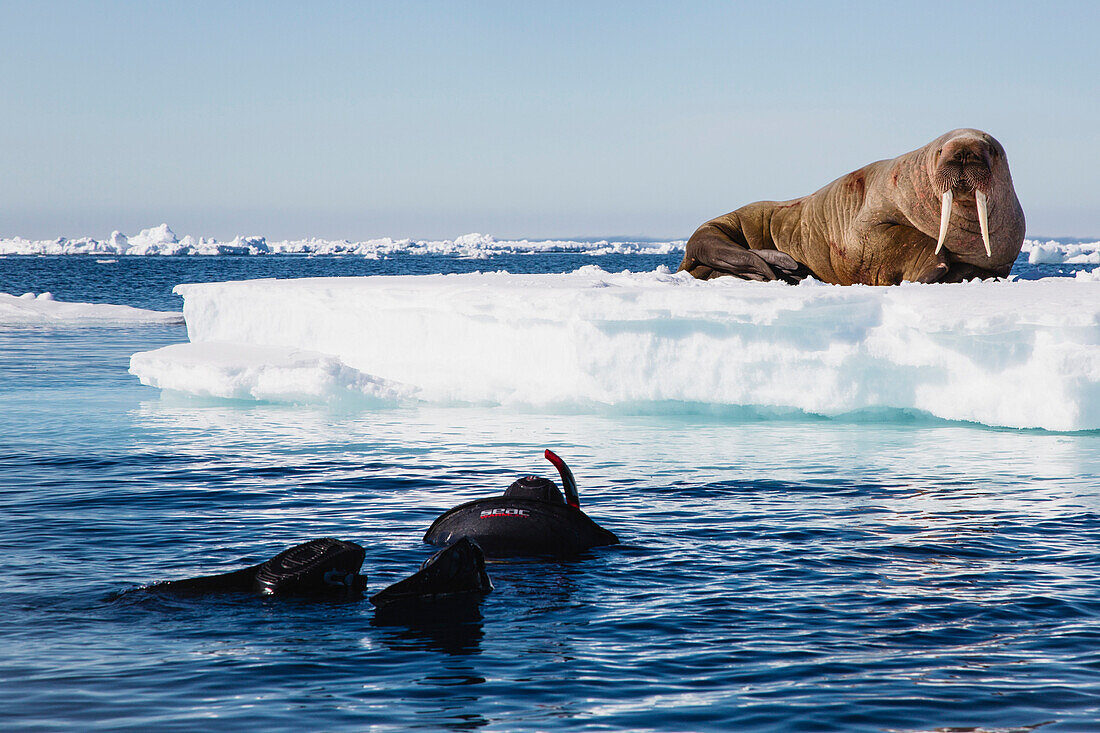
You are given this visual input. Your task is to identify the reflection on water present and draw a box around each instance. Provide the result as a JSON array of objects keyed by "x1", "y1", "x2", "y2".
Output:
[{"x1": 378, "y1": 619, "x2": 486, "y2": 661}]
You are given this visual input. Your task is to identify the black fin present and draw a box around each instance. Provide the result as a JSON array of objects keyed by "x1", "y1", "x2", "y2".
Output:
[
  {"x1": 253, "y1": 538, "x2": 366, "y2": 597},
  {"x1": 370, "y1": 537, "x2": 492, "y2": 609},
  {"x1": 143, "y1": 538, "x2": 366, "y2": 598}
]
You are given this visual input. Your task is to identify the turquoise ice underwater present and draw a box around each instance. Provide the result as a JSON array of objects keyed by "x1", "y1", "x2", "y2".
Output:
[{"x1": 1, "y1": 248, "x2": 1099, "y2": 732}]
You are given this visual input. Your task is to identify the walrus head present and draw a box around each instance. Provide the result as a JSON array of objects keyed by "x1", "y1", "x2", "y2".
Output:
[{"x1": 927, "y1": 129, "x2": 1014, "y2": 260}]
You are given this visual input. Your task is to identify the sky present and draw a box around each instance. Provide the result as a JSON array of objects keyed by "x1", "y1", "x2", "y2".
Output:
[{"x1": 1, "y1": 1, "x2": 1097, "y2": 241}]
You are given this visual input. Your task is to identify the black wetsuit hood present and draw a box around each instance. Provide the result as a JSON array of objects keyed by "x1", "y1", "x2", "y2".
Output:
[{"x1": 423, "y1": 450, "x2": 618, "y2": 558}]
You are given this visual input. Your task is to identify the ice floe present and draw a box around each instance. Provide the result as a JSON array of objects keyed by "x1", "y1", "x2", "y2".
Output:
[
  {"x1": 129, "y1": 266, "x2": 1100, "y2": 431},
  {"x1": 0, "y1": 291, "x2": 183, "y2": 326}
]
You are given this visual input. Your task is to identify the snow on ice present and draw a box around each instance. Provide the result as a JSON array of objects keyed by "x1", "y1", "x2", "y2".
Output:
[{"x1": 129, "y1": 267, "x2": 1100, "y2": 431}]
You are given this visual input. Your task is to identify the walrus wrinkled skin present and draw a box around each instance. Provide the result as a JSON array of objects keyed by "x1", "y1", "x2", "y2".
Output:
[{"x1": 678, "y1": 129, "x2": 1025, "y2": 285}]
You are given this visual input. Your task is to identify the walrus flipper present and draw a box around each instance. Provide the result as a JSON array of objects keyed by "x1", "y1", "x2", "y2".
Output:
[
  {"x1": 679, "y1": 220, "x2": 772, "y2": 281},
  {"x1": 679, "y1": 221, "x2": 809, "y2": 284},
  {"x1": 913, "y1": 261, "x2": 951, "y2": 284},
  {"x1": 754, "y1": 250, "x2": 813, "y2": 284},
  {"x1": 941, "y1": 261, "x2": 1011, "y2": 283}
]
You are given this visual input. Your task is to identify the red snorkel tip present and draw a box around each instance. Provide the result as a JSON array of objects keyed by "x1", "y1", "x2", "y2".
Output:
[{"x1": 544, "y1": 449, "x2": 580, "y2": 508}]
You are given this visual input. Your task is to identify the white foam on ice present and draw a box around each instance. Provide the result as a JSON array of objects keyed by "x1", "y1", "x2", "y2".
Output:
[
  {"x1": 129, "y1": 267, "x2": 1100, "y2": 431},
  {"x1": 129, "y1": 342, "x2": 414, "y2": 404},
  {"x1": 0, "y1": 291, "x2": 183, "y2": 326},
  {"x1": 0, "y1": 224, "x2": 682, "y2": 257}
]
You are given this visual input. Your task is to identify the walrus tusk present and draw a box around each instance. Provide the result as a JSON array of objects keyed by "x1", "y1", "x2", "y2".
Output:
[
  {"x1": 975, "y1": 189, "x2": 992, "y2": 257},
  {"x1": 935, "y1": 189, "x2": 953, "y2": 254}
]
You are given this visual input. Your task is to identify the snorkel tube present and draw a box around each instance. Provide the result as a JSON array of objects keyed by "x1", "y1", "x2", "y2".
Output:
[{"x1": 543, "y1": 449, "x2": 579, "y2": 508}]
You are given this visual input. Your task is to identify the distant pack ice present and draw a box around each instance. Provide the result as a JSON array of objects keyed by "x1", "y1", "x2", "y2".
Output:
[
  {"x1": 129, "y1": 266, "x2": 1100, "y2": 431},
  {"x1": 0, "y1": 224, "x2": 683, "y2": 257},
  {"x1": 2, "y1": 223, "x2": 1097, "y2": 262}
]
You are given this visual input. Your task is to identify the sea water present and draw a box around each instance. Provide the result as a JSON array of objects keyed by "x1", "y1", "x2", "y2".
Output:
[{"x1": 1, "y1": 252, "x2": 1098, "y2": 732}]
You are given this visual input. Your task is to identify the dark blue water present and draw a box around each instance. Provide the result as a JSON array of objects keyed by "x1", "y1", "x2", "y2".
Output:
[
  {"x1": 0, "y1": 253, "x2": 682, "y2": 312},
  {"x1": 1, "y1": 253, "x2": 1099, "y2": 731}
]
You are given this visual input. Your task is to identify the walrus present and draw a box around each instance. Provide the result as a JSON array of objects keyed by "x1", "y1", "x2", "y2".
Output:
[{"x1": 678, "y1": 129, "x2": 1025, "y2": 285}]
